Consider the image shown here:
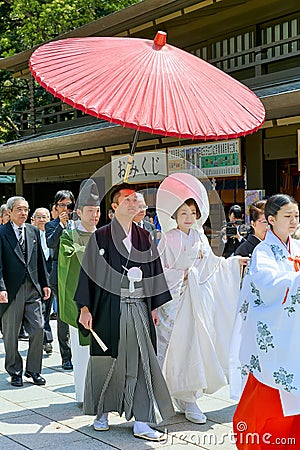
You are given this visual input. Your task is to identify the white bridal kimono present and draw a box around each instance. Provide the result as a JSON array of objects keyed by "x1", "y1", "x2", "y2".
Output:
[
  {"x1": 157, "y1": 227, "x2": 241, "y2": 402},
  {"x1": 230, "y1": 230, "x2": 300, "y2": 416}
]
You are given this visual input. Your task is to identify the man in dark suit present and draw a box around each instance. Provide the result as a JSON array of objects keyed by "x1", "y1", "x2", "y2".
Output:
[
  {"x1": 45, "y1": 190, "x2": 75, "y2": 370},
  {"x1": 32, "y1": 207, "x2": 54, "y2": 354},
  {"x1": 0, "y1": 196, "x2": 51, "y2": 387},
  {"x1": 133, "y1": 193, "x2": 157, "y2": 241}
]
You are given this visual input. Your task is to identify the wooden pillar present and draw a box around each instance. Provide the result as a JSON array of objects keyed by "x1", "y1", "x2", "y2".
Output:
[
  {"x1": 244, "y1": 130, "x2": 264, "y2": 189},
  {"x1": 29, "y1": 75, "x2": 36, "y2": 134},
  {"x1": 15, "y1": 164, "x2": 24, "y2": 196}
]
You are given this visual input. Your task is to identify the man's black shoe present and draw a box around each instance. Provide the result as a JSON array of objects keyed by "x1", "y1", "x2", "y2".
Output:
[
  {"x1": 18, "y1": 331, "x2": 29, "y2": 340},
  {"x1": 11, "y1": 374, "x2": 23, "y2": 387},
  {"x1": 62, "y1": 360, "x2": 73, "y2": 370},
  {"x1": 43, "y1": 342, "x2": 53, "y2": 354},
  {"x1": 24, "y1": 371, "x2": 46, "y2": 385}
]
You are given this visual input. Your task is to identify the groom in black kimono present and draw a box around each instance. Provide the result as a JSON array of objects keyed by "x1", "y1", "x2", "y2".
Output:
[{"x1": 75, "y1": 183, "x2": 174, "y2": 441}]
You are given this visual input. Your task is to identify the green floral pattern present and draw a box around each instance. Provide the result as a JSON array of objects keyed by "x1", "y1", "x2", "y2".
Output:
[
  {"x1": 239, "y1": 354, "x2": 261, "y2": 377},
  {"x1": 245, "y1": 256, "x2": 252, "y2": 275},
  {"x1": 270, "y1": 244, "x2": 287, "y2": 261},
  {"x1": 239, "y1": 299, "x2": 249, "y2": 321},
  {"x1": 256, "y1": 321, "x2": 274, "y2": 352},
  {"x1": 250, "y1": 281, "x2": 263, "y2": 306},
  {"x1": 273, "y1": 367, "x2": 297, "y2": 392},
  {"x1": 284, "y1": 287, "x2": 300, "y2": 317}
]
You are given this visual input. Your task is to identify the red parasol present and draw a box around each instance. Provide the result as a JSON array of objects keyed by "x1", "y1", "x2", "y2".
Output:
[
  {"x1": 29, "y1": 32, "x2": 265, "y2": 179},
  {"x1": 29, "y1": 32, "x2": 264, "y2": 140}
]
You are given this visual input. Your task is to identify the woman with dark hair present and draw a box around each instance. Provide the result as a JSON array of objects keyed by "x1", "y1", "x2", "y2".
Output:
[
  {"x1": 230, "y1": 194, "x2": 300, "y2": 449},
  {"x1": 234, "y1": 200, "x2": 268, "y2": 257},
  {"x1": 156, "y1": 173, "x2": 248, "y2": 425}
]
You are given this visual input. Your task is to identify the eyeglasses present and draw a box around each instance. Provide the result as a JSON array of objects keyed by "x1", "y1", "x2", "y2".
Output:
[
  {"x1": 35, "y1": 215, "x2": 49, "y2": 220},
  {"x1": 139, "y1": 205, "x2": 148, "y2": 211},
  {"x1": 57, "y1": 202, "x2": 74, "y2": 210},
  {"x1": 13, "y1": 208, "x2": 30, "y2": 214}
]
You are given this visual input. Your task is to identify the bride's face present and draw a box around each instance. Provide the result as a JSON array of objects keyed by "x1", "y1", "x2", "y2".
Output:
[{"x1": 176, "y1": 203, "x2": 197, "y2": 233}]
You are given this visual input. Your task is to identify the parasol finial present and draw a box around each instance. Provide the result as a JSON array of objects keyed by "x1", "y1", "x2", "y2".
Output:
[{"x1": 154, "y1": 31, "x2": 167, "y2": 48}]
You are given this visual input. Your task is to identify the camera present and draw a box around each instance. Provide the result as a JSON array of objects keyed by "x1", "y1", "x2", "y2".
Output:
[
  {"x1": 65, "y1": 203, "x2": 75, "y2": 219},
  {"x1": 226, "y1": 220, "x2": 248, "y2": 238},
  {"x1": 66, "y1": 202, "x2": 75, "y2": 211},
  {"x1": 226, "y1": 221, "x2": 238, "y2": 237}
]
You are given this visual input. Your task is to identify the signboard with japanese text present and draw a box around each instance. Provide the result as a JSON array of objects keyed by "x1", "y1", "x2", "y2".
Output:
[
  {"x1": 111, "y1": 150, "x2": 167, "y2": 185},
  {"x1": 168, "y1": 139, "x2": 241, "y2": 178}
]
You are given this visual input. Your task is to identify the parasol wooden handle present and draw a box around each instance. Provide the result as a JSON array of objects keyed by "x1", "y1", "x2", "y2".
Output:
[
  {"x1": 123, "y1": 154, "x2": 134, "y2": 183},
  {"x1": 123, "y1": 130, "x2": 140, "y2": 183},
  {"x1": 90, "y1": 328, "x2": 108, "y2": 352}
]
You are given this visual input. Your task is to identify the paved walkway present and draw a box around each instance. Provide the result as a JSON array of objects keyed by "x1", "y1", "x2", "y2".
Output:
[{"x1": 0, "y1": 322, "x2": 238, "y2": 450}]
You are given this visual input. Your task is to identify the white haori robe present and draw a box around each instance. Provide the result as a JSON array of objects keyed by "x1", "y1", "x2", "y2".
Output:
[
  {"x1": 157, "y1": 227, "x2": 241, "y2": 402},
  {"x1": 230, "y1": 230, "x2": 300, "y2": 416}
]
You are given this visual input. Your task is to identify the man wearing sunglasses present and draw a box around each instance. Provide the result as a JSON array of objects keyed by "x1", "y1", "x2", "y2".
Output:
[{"x1": 45, "y1": 190, "x2": 75, "y2": 370}]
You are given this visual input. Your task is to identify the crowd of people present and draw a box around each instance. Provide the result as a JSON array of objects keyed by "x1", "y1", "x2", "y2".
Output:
[{"x1": 0, "y1": 173, "x2": 299, "y2": 447}]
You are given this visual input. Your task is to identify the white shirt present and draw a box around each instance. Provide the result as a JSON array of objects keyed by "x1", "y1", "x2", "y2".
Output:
[
  {"x1": 134, "y1": 219, "x2": 144, "y2": 228},
  {"x1": 77, "y1": 222, "x2": 96, "y2": 233},
  {"x1": 11, "y1": 221, "x2": 25, "y2": 241},
  {"x1": 40, "y1": 229, "x2": 50, "y2": 260}
]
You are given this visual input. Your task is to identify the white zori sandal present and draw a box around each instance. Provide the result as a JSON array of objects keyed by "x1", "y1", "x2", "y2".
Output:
[
  {"x1": 133, "y1": 421, "x2": 165, "y2": 441},
  {"x1": 93, "y1": 413, "x2": 109, "y2": 431},
  {"x1": 175, "y1": 399, "x2": 207, "y2": 424}
]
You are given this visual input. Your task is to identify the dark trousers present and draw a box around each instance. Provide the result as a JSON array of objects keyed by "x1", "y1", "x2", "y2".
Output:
[
  {"x1": 50, "y1": 281, "x2": 71, "y2": 362},
  {"x1": 2, "y1": 278, "x2": 44, "y2": 376},
  {"x1": 42, "y1": 294, "x2": 53, "y2": 343}
]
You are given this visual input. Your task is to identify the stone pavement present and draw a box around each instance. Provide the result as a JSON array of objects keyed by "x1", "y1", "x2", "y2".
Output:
[{"x1": 0, "y1": 322, "x2": 238, "y2": 450}]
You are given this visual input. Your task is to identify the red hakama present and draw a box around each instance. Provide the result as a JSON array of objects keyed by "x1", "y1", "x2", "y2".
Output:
[{"x1": 233, "y1": 373, "x2": 300, "y2": 449}]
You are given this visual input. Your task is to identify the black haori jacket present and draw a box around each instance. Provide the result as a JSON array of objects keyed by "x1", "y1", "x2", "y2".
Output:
[{"x1": 74, "y1": 219, "x2": 171, "y2": 358}]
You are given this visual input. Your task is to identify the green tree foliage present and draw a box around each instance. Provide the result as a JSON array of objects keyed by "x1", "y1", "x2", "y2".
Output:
[{"x1": 0, "y1": 0, "x2": 139, "y2": 143}]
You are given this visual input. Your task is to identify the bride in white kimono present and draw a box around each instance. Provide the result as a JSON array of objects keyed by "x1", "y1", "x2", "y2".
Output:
[{"x1": 156, "y1": 172, "x2": 247, "y2": 424}]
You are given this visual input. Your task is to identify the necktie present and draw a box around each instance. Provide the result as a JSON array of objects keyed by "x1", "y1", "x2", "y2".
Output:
[{"x1": 18, "y1": 226, "x2": 25, "y2": 256}]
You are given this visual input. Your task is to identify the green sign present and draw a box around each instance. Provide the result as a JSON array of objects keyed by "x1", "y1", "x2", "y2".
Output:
[{"x1": 168, "y1": 139, "x2": 241, "y2": 178}]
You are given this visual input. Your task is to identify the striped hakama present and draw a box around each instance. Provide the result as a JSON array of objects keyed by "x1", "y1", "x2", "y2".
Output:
[{"x1": 83, "y1": 288, "x2": 174, "y2": 423}]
